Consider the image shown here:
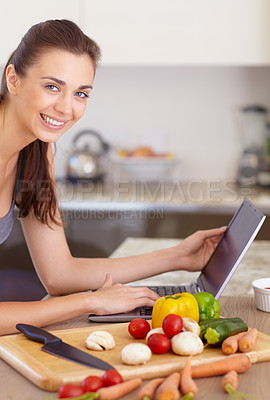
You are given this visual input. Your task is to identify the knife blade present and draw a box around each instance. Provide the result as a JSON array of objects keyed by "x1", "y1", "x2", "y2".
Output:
[{"x1": 16, "y1": 323, "x2": 115, "y2": 371}]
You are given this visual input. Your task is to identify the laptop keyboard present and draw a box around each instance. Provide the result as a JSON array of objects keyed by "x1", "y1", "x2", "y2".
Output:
[
  {"x1": 139, "y1": 285, "x2": 187, "y2": 316},
  {"x1": 150, "y1": 286, "x2": 187, "y2": 296}
]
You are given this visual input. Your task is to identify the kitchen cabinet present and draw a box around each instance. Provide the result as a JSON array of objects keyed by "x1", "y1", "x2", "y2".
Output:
[
  {"x1": 1, "y1": 0, "x2": 270, "y2": 67},
  {"x1": 0, "y1": 0, "x2": 81, "y2": 65},
  {"x1": 81, "y1": 0, "x2": 270, "y2": 66}
]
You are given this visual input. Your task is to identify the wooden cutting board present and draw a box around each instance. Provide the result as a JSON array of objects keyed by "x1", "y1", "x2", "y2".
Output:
[{"x1": 0, "y1": 323, "x2": 270, "y2": 391}]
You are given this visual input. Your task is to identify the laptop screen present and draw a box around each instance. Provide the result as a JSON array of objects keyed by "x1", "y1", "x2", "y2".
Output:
[{"x1": 197, "y1": 199, "x2": 265, "y2": 299}]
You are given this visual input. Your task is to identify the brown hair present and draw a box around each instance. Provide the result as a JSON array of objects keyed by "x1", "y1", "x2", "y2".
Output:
[{"x1": 0, "y1": 20, "x2": 101, "y2": 226}]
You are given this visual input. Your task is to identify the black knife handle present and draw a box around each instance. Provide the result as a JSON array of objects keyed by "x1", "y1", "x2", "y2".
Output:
[{"x1": 16, "y1": 323, "x2": 61, "y2": 345}]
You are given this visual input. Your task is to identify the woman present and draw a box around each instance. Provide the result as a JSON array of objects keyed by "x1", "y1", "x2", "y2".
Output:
[{"x1": 0, "y1": 19, "x2": 226, "y2": 335}]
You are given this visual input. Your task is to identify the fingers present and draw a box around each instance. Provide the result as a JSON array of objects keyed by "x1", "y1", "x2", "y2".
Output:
[
  {"x1": 99, "y1": 280, "x2": 158, "y2": 302},
  {"x1": 118, "y1": 287, "x2": 158, "y2": 310},
  {"x1": 110, "y1": 285, "x2": 159, "y2": 302},
  {"x1": 131, "y1": 296, "x2": 157, "y2": 308},
  {"x1": 131, "y1": 286, "x2": 159, "y2": 301},
  {"x1": 92, "y1": 285, "x2": 158, "y2": 315},
  {"x1": 199, "y1": 226, "x2": 227, "y2": 239}
]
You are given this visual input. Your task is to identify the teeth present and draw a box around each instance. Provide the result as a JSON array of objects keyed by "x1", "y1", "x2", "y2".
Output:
[{"x1": 41, "y1": 114, "x2": 64, "y2": 126}]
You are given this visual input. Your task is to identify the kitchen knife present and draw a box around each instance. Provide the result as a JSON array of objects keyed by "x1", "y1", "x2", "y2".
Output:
[{"x1": 16, "y1": 323, "x2": 115, "y2": 371}]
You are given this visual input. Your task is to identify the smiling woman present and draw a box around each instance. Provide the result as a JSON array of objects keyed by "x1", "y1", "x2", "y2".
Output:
[{"x1": 0, "y1": 19, "x2": 227, "y2": 336}]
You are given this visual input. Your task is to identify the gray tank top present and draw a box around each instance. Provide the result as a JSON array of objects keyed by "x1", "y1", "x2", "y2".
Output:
[
  {"x1": 0, "y1": 199, "x2": 15, "y2": 245},
  {"x1": 0, "y1": 151, "x2": 23, "y2": 245}
]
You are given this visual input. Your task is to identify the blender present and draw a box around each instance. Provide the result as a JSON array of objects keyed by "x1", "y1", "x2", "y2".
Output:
[
  {"x1": 237, "y1": 105, "x2": 268, "y2": 186},
  {"x1": 257, "y1": 123, "x2": 270, "y2": 186}
]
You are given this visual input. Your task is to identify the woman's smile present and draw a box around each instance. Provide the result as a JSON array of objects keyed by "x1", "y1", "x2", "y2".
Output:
[{"x1": 40, "y1": 113, "x2": 66, "y2": 129}]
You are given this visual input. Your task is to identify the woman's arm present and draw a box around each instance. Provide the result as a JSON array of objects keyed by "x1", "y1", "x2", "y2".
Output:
[
  {"x1": 0, "y1": 225, "x2": 226, "y2": 334},
  {"x1": 21, "y1": 211, "x2": 226, "y2": 296},
  {"x1": 0, "y1": 273, "x2": 158, "y2": 335}
]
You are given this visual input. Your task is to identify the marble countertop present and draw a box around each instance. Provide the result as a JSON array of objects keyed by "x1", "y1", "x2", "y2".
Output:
[
  {"x1": 110, "y1": 237, "x2": 270, "y2": 296},
  {"x1": 56, "y1": 179, "x2": 270, "y2": 213}
]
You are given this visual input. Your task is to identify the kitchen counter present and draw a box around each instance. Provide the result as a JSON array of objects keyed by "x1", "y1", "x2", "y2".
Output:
[{"x1": 110, "y1": 237, "x2": 270, "y2": 296}]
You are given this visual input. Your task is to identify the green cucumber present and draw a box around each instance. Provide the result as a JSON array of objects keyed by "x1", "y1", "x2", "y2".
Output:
[{"x1": 201, "y1": 317, "x2": 248, "y2": 346}]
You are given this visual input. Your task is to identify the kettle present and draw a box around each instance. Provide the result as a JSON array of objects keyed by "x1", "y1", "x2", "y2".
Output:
[{"x1": 67, "y1": 129, "x2": 110, "y2": 182}]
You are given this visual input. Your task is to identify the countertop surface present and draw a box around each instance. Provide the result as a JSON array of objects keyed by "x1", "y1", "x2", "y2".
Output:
[
  {"x1": 110, "y1": 237, "x2": 270, "y2": 296},
  {"x1": 57, "y1": 180, "x2": 270, "y2": 212}
]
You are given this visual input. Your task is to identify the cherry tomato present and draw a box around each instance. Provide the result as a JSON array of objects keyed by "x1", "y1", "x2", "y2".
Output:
[
  {"x1": 58, "y1": 384, "x2": 85, "y2": 398},
  {"x1": 128, "y1": 318, "x2": 150, "y2": 339},
  {"x1": 102, "y1": 369, "x2": 123, "y2": 387},
  {"x1": 81, "y1": 375, "x2": 104, "y2": 392},
  {"x1": 147, "y1": 333, "x2": 170, "y2": 354},
  {"x1": 162, "y1": 314, "x2": 183, "y2": 338}
]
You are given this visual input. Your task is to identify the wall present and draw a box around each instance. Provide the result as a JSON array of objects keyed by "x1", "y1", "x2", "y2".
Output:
[{"x1": 54, "y1": 66, "x2": 270, "y2": 182}]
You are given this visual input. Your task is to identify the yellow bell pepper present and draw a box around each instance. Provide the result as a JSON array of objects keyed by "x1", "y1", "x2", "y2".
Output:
[{"x1": 152, "y1": 292, "x2": 200, "y2": 328}]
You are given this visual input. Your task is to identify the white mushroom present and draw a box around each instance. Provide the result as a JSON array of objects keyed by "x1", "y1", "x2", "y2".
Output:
[
  {"x1": 86, "y1": 330, "x2": 116, "y2": 351},
  {"x1": 171, "y1": 331, "x2": 204, "y2": 356},
  {"x1": 146, "y1": 327, "x2": 164, "y2": 341},
  {"x1": 182, "y1": 318, "x2": 201, "y2": 336},
  {"x1": 121, "y1": 343, "x2": 152, "y2": 365}
]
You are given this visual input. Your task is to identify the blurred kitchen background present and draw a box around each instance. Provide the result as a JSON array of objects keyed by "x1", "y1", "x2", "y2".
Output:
[{"x1": 1, "y1": 0, "x2": 270, "y2": 300}]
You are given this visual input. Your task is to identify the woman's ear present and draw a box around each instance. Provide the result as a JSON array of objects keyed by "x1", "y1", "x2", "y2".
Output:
[{"x1": 6, "y1": 64, "x2": 19, "y2": 95}]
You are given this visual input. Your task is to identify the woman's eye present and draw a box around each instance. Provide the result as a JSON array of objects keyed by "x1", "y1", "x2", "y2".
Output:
[
  {"x1": 46, "y1": 84, "x2": 59, "y2": 92},
  {"x1": 76, "y1": 91, "x2": 89, "y2": 99}
]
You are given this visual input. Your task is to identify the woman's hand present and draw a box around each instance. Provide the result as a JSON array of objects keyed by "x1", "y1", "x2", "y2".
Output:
[
  {"x1": 175, "y1": 226, "x2": 227, "y2": 272},
  {"x1": 88, "y1": 273, "x2": 159, "y2": 315}
]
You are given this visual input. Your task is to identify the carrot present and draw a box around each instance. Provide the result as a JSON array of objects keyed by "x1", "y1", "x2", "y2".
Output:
[
  {"x1": 155, "y1": 372, "x2": 181, "y2": 400},
  {"x1": 137, "y1": 377, "x2": 164, "y2": 400},
  {"x1": 221, "y1": 332, "x2": 247, "y2": 355},
  {"x1": 97, "y1": 377, "x2": 142, "y2": 400},
  {"x1": 180, "y1": 356, "x2": 198, "y2": 398},
  {"x1": 222, "y1": 370, "x2": 238, "y2": 393},
  {"x1": 238, "y1": 328, "x2": 258, "y2": 353},
  {"x1": 221, "y1": 370, "x2": 261, "y2": 400},
  {"x1": 191, "y1": 354, "x2": 251, "y2": 379}
]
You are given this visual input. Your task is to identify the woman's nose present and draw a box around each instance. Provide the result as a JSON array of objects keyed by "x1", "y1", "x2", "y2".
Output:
[{"x1": 54, "y1": 94, "x2": 72, "y2": 115}]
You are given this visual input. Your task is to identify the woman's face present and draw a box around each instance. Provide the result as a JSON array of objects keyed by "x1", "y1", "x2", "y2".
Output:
[{"x1": 9, "y1": 48, "x2": 95, "y2": 143}]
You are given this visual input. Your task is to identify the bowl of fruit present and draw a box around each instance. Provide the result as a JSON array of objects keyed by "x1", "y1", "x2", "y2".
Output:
[{"x1": 113, "y1": 146, "x2": 178, "y2": 182}]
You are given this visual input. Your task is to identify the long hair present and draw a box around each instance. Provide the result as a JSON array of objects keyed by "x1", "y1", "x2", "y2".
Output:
[{"x1": 0, "y1": 20, "x2": 101, "y2": 226}]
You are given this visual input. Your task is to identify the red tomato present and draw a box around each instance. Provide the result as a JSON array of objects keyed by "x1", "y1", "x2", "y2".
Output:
[
  {"x1": 162, "y1": 314, "x2": 183, "y2": 338},
  {"x1": 81, "y1": 375, "x2": 104, "y2": 392},
  {"x1": 147, "y1": 333, "x2": 170, "y2": 354},
  {"x1": 58, "y1": 384, "x2": 85, "y2": 398},
  {"x1": 128, "y1": 318, "x2": 150, "y2": 339},
  {"x1": 102, "y1": 369, "x2": 123, "y2": 387}
]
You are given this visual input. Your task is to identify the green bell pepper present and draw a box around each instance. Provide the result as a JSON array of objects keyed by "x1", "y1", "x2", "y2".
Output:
[{"x1": 193, "y1": 292, "x2": 221, "y2": 322}]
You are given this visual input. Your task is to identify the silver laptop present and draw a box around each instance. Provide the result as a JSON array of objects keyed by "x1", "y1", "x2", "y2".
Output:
[{"x1": 89, "y1": 198, "x2": 265, "y2": 323}]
